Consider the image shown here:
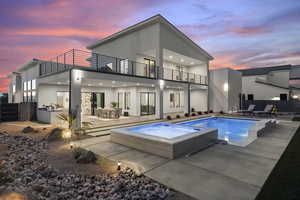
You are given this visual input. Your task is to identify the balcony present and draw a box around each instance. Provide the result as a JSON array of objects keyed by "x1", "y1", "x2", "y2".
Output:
[{"x1": 39, "y1": 49, "x2": 207, "y2": 85}]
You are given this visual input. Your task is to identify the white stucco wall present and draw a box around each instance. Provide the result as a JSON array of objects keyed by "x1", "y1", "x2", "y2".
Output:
[
  {"x1": 191, "y1": 89, "x2": 208, "y2": 112},
  {"x1": 242, "y1": 76, "x2": 289, "y2": 100},
  {"x1": 209, "y1": 68, "x2": 241, "y2": 112}
]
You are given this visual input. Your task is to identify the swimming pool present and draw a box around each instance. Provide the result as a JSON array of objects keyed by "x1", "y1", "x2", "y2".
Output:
[
  {"x1": 178, "y1": 117, "x2": 256, "y2": 145},
  {"x1": 128, "y1": 123, "x2": 202, "y2": 139}
]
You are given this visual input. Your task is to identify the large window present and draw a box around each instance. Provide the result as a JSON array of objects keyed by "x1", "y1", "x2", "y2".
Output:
[
  {"x1": 57, "y1": 92, "x2": 69, "y2": 109},
  {"x1": 118, "y1": 92, "x2": 131, "y2": 110},
  {"x1": 170, "y1": 92, "x2": 181, "y2": 108},
  {"x1": 32, "y1": 79, "x2": 36, "y2": 90},
  {"x1": 120, "y1": 59, "x2": 129, "y2": 74},
  {"x1": 144, "y1": 58, "x2": 156, "y2": 78}
]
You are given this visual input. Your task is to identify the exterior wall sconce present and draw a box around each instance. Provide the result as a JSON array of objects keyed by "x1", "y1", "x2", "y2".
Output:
[{"x1": 223, "y1": 83, "x2": 229, "y2": 92}]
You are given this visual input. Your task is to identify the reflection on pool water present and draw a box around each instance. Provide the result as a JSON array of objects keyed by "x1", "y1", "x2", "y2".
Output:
[
  {"x1": 178, "y1": 117, "x2": 256, "y2": 144},
  {"x1": 128, "y1": 123, "x2": 202, "y2": 139}
]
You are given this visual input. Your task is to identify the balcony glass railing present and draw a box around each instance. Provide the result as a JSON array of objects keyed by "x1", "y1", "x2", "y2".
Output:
[
  {"x1": 160, "y1": 68, "x2": 208, "y2": 85},
  {"x1": 39, "y1": 49, "x2": 208, "y2": 85}
]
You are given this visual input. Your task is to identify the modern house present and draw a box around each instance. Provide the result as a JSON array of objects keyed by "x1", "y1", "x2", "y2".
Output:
[
  {"x1": 8, "y1": 14, "x2": 213, "y2": 127},
  {"x1": 238, "y1": 65, "x2": 296, "y2": 101}
]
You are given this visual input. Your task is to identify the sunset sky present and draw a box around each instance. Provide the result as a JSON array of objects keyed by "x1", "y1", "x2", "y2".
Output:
[{"x1": 0, "y1": 0, "x2": 300, "y2": 92}]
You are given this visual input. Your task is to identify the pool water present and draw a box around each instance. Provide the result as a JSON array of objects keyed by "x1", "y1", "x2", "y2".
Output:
[
  {"x1": 128, "y1": 123, "x2": 202, "y2": 139},
  {"x1": 178, "y1": 117, "x2": 256, "y2": 143}
]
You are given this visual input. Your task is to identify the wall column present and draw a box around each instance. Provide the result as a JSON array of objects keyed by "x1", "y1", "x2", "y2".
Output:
[
  {"x1": 70, "y1": 69, "x2": 82, "y2": 128},
  {"x1": 184, "y1": 84, "x2": 191, "y2": 114}
]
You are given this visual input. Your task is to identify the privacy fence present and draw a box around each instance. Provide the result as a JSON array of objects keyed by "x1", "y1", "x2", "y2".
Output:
[
  {"x1": 0, "y1": 102, "x2": 37, "y2": 122},
  {"x1": 242, "y1": 100, "x2": 300, "y2": 113}
]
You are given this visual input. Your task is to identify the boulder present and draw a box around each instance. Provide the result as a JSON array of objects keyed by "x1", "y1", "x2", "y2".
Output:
[
  {"x1": 76, "y1": 151, "x2": 97, "y2": 164},
  {"x1": 47, "y1": 128, "x2": 63, "y2": 142},
  {"x1": 22, "y1": 126, "x2": 34, "y2": 134}
]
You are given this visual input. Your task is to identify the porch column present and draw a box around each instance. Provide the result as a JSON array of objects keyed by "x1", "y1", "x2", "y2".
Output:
[
  {"x1": 156, "y1": 80, "x2": 164, "y2": 119},
  {"x1": 70, "y1": 69, "x2": 82, "y2": 128},
  {"x1": 184, "y1": 84, "x2": 191, "y2": 114}
]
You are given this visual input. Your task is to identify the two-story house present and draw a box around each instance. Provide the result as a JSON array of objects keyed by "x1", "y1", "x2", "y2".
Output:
[{"x1": 8, "y1": 14, "x2": 213, "y2": 127}]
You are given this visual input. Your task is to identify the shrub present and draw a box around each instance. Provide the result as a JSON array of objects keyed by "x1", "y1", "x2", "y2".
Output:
[
  {"x1": 191, "y1": 108, "x2": 195, "y2": 112},
  {"x1": 220, "y1": 110, "x2": 224, "y2": 114},
  {"x1": 197, "y1": 111, "x2": 202, "y2": 115},
  {"x1": 204, "y1": 111, "x2": 208, "y2": 114},
  {"x1": 209, "y1": 110, "x2": 213, "y2": 113},
  {"x1": 184, "y1": 113, "x2": 190, "y2": 117},
  {"x1": 166, "y1": 115, "x2": 172, "y2": 120},
  {"x1": 191, "y1": 113, "x2": 196, "y2": 116},
  {"x1": 176, "y1": 115, "x2": 181, "y2": 119}
]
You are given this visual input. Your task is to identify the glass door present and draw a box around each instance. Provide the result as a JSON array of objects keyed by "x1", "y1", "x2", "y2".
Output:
[
  {"x1": 144, "y1": 58, "x2": 156, "y2": 78},
  {"x1": 91, "y1": 92, "x2": 105, "y2": 115},
  {"x1": 140, "y1": 92, "x2": 156, "y2": 115}
]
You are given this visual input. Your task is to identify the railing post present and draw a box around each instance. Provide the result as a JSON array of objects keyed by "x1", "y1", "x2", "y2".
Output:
[
  {"x1": 172, "y1": 69, "x2": 174, "y2": 80},
  {"x1": 95, "y1": 53, "x2": 98, "y2": 71},
  {"x1": 72, "y1": 49, "x2": 75, "y2": 67},
  {"x1": 56, "y1": 56, "x2": 59, "y2": 72},
  {"x1": 200, "y1": 76, "x2": 202, "y2": 84},
  {"x1": 64, "y1": 53, "x2": 66, "y2": 70},
  {"x1": 187, "y1": 72, "x2": 189, "y2": 82}
]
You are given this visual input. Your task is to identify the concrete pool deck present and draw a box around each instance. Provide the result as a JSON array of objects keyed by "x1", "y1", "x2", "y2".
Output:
[{"x1": 76, "y1": 121, "x2": 299, "y2": 200}]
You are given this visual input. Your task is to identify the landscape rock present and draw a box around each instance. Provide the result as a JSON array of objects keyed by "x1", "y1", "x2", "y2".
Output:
[
  {"x1": 76, "y1": 151, "x2": 97, "y2": 164},
  {"x1": 22, "y1": 126, "x2": 34, "y2": 134},
  {"x1": 0, "y1": 133, "x2": 170, "y2": 200},
  {"x1": 47, "y1": 128, "x2": 63, "y2": 142}
]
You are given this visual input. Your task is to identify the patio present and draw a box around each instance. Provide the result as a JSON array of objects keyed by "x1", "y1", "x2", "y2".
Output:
[{"x1": 75, "y1": 120, "x2": 299, "y2": 199}]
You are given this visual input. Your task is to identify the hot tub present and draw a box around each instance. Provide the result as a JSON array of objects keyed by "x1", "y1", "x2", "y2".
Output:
[{"x1": 110, "y1": 123, "x2": 218, "y2": 159}]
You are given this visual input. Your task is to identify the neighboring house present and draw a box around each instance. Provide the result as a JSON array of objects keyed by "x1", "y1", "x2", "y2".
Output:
[
  {"x1": 8, "y1": 59, "x2": 42, "y2": 104},
  {"x1": 239, "y1": 65, "x2": 293, "y2": 101},
  {"x1": 8, "y1": 14, "x2": 213, "y2": 127}
]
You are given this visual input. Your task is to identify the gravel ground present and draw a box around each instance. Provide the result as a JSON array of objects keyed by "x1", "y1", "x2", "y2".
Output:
[{"x1": 0, "y1": 123, "x2": 196, "y2": 200}]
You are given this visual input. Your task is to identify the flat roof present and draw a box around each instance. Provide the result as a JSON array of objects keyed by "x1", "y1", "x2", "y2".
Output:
[{"x1": 238, "y1": 65, "x2": 292, "y2": 76}]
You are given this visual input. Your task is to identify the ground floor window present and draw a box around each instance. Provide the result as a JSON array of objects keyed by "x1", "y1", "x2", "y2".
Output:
[
  {"x1": 56, "y1": 91, "x2": 69, "y2": 109},
  {"x1": 117, "y1": 92, "x2": 130, "y2": 110},
  {"x1": 170, "y1": 92, "x2": 181, "y2": 108}
]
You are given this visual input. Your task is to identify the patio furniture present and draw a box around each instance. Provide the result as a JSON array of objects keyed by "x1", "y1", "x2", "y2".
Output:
[
  {"x1": 96, "y1": 108, "x2": 122, "y2": 119},
  {"x1": 253, "y1": 104, "x2": 274, "y2": 116},
  {"x1": 237, "y1": 104, "x2": 256, "y2": 115}
]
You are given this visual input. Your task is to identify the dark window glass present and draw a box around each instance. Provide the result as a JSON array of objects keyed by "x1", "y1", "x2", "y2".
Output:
[{"x1": 248, "y1": 94, "x2": 254, "y2": 100}]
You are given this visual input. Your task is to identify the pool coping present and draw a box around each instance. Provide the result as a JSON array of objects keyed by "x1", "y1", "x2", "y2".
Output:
[{"x1": 110, "y1": 126, "x2": 218, "y2": 159}]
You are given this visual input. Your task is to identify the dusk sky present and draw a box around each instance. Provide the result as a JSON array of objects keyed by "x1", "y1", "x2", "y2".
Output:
[{"x1": 0, "y1": 0, "x2": 300, "y2": 92}]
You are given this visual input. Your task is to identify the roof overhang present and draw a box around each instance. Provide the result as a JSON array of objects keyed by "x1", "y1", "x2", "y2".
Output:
[
  {"x1": 86, "y1": 14, "x2": 213, "y2": 60},
  {"x1": 17, "y1": 58, "x2": 43, "y2": 72}
]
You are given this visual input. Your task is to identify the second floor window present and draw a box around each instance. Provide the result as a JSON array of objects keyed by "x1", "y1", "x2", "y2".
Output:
[
  {"x1": 144, "y1": 58, "x2": 156, "y2": 78},
  {"x1": 120, "y1": 59, "x2": 129, "y2": 74}
]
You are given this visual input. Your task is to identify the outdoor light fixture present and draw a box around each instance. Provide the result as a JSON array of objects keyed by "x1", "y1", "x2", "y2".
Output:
[
  {"x1": 70, "y1": 142, "x2": 74, "y2": 149},
  {"x1": 159, "y1": 80, "x2": 165, "y2": 89},
  {"x1": 62, "y1": 130, "x2": 72, "y2": 139},
  {"x1": 180, "y1": 58, "x2": 184, "y2": 62},
  {"x1": 169, "y1": 55, "x2": 173, "y2": 59},
  {"x1": 224, "y1": 136, "x2": 229, "y2": 142},
  {"x1": 190, "y1": 62, "x2": 194, "y2": 65},
  {"x1": 136, "y1": 83, "x2": 140, "y2": 86},
  {"x1": 98, "y1": 83, "x2": 103, "y2": 86},
  {"x1": 117, "y1": 161, "x2": 121, "y2": 170},
  {"x1": 223, "y1": 83, "x2": 229, "y2": 92},
  {"x1": 112, "y1": 80, "x2": 116, "y2": 84},
  {"x1": 293, "y1": 95, "x2": 298, "y2": 99},
  {"x1": 74, "y1": 70, "x2": 82, "y2": 81},
  {"x1": 88, "y1": 84, "x2": 92, "y2": 86}
]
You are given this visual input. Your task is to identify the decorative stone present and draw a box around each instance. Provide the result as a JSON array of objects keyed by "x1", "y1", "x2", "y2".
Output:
[{"x1": 22, "y1": 126, "x2": 34, "y2": 134}]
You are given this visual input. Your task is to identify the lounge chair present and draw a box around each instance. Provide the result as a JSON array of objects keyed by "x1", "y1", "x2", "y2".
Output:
[
  {"x1": 237, "y1": 104, "x2": 255, "y2": 115},
  {"x1": 253, "y1": 104, "x2": 274, "y2": 116}
]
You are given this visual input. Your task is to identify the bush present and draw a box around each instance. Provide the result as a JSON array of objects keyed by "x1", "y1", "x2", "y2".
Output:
[
  {"x1": 176, "y1": 115, "x2": 181, "y2": 119},
  {"x1": 197, "y1": 111, "x2": 202, "y2": 115},
  {"x1": 166, "y1": 115, "x2": 172, "y2": 120},
  {"x1": 204, "y1": 111, "x2": 208, "y2": 114},
  {"x1": 73, "y1": 147, "x2": 84, "y2": 159},
  {"x1": 209, "y1": 110, "x2": 213, "y2": 113},
  {"x1": 191, "y1": 108, "x2": 195, "y2": 112},
  {"x1": 47, "y1": 128, "x2": 64, "y2": 142},
  {"x1": 220, "y1": 110, "x2": 224, "y2": 114},
  {"x1": 184, "y1": 113, "x2": 190, "y2": 117},
  {"x1": 191, "y1": 113, "x2": 196, "y2": 116}
]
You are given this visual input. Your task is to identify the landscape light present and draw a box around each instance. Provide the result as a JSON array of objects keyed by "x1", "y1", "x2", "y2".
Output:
[
  {"x1": 117, "y1": 161, "x2": 121, "y2": 170},
  {"x1": 70, "y1": 142, "x2": 74, "y2": 149},
  {"x1": 62, "y1": 130, "x2": 72, "y2": 139}
]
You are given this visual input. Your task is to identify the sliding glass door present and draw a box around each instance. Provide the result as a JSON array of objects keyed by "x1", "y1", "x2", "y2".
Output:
[
  {"x1": 91, "y1": 92, "x2": 105, "y2": 115},
  {"x1": 140, "y1": 92, "x2": 156, "y2": 115}
]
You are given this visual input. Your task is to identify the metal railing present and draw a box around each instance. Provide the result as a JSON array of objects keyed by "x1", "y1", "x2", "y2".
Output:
[
  {"x1": 161, "y1": 67, "x2": 208, "y2": 85},
  {"x1": 39, "y1": 49, "x2": 208, "y2": 85}
]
